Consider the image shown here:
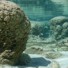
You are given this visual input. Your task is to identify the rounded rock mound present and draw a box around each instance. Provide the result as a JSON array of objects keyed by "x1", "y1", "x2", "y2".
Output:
[
  {"x1": 50, "y1": 16, "x2": 68, "y2": 25},
  {"x1": 50, "y1": 16, "x2": 68, "y2": 40},
  {"x1": 0, "y1": 1, "x2": 30, "y2": 65}
]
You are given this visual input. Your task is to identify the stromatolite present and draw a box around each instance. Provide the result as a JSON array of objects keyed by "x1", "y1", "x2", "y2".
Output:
[
  {"x1": 0, "y1": 1, "x2": 31, "y2": 65},
  {"x1": 50, "y1": 16, "x2": 68, "y2": 40}
]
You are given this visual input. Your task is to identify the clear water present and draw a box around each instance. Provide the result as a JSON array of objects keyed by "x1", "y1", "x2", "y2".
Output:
[
  {"x1": 0, "y1": 1, "x2": 68, "y2": 68},
  {"x1": 11, "y1": 0, "x2": 68, "y2": 21},
  {"x1": 9, "y1": 0, "x2": 68, "y2": 51}
]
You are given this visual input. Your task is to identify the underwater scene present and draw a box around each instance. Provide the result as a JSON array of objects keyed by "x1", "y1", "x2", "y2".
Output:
[{"x1": 0, "y1": 0, "x2": 68, "y2": 68}]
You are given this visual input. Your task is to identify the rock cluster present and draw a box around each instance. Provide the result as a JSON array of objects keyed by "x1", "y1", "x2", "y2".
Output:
[
  {"x1": 50, "y1": 16, "x2": 68, "y2": 40},
  {"x1": 0, "y1": 1, "x2": 30, "y2": 65}
]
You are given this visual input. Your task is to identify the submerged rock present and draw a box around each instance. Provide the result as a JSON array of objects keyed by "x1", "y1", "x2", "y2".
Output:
[
  {"x1": 0, "y1": 1, "x2": 30, "y2": 65},
  {"x1": 50, "y1": 16, "x2": 68, "y2": 40},
  {"x1": 45, "y1": 52, "x2": 62, "y2": 59}
]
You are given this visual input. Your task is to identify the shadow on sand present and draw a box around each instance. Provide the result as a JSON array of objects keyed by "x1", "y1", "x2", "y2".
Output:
[{"x1": 17, "y1": 57, "x2": 51, "y2": 68}]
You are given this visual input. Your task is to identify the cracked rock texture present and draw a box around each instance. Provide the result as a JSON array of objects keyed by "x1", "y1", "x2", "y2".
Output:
[
  {"x1": 50, "y1": 16, "x2": 68, "y2": 40},
  {"x1": 0, "y1": 1, "x2": 30, "y2": 65}
]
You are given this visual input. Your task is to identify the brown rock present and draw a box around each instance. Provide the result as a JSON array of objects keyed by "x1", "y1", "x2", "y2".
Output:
[{"x1": 0, "y1": 1, "x2": 31, "y2": 65}]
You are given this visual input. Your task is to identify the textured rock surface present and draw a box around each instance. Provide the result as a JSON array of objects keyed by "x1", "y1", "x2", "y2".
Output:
[
  {"x1": 50, "y1": 16, "x2": 68, "y2": 40},
  {"x1": 0, "y1": 1, "x2": 30, "y2": 65}
]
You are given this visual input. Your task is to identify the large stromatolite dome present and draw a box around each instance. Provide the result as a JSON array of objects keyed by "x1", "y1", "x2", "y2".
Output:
[
  {"x1": 0, "y1": 1, "x2": 30, "y2": 65},
  {"x1": 50, "y1": 16, "x2": 68, "y2": 40}
]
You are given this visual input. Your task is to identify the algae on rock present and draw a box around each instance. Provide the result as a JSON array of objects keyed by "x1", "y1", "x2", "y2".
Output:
[
  {"x1": 50, "y1": 16, "x2": 68, "y2": 40},
  {"x1": 0, "y1": 1, "x2": 31, "y2": 65}
]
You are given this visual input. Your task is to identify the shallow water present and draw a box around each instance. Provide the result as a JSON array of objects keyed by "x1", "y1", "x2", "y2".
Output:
[
  {"x1": 0, "y1": 52, "x2": 68, "y2": 68},
  {"x1": 0, "y1": 0, "x2": 68, "y2": 68}
]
